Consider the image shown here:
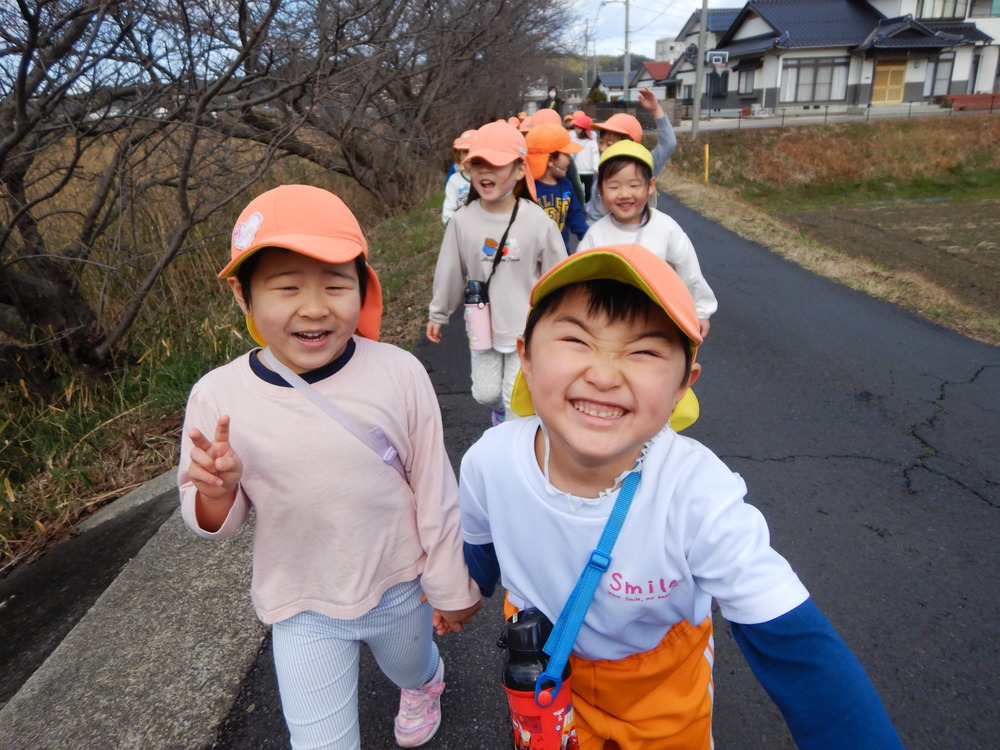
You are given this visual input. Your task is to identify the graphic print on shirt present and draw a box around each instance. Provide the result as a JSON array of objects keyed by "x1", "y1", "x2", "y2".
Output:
[
  {"x1": 607, "y1": 569, "x2": 680, "y2": 603},
  {"x1": 536, "y1": 190, "x2": 573, "y2": 232},
  {"x1": 480, "y1": 235, "x2": 521, "y2": 261}
]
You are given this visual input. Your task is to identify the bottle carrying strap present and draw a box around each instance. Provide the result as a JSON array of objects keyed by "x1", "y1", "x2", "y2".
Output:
[
  {"x1": 260, "y1": 346, "x2": 407, "y2": 481},
  {"x1": 534, "y1": 470, "x2": 641, "y2": 706},
  {"x1": 482, "y1": 198, "x2": 520, "y2": 299}
]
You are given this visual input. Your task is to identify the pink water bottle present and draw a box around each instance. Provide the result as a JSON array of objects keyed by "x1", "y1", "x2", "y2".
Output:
[{"x1": 464, "y1": 280, "x2": 492, "y2": 351}]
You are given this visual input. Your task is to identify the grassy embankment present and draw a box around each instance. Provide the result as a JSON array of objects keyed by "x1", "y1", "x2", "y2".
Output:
[
  {"x1": 3, "y1": 114, "x2": 997, "y2": 573},
  {"x1": 0, "y1": 167, "x2": 447, "y2": 573},
  {"x1": 663, "y1": 114, "x2": 1000, "y2": 346}
]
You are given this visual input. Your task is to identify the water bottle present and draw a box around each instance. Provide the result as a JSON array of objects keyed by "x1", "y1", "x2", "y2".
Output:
[
  {"x1": 499, "y1": 608, "x2": 577, "y2": 749},
  {"x1": 464, "y1": 280, "x2": 492, "y2": 350}
]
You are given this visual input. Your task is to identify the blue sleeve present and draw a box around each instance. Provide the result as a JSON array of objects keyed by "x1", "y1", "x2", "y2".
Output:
[
  {"x1": 464, "y1": 542, "x2": 500, "y2": 597},
  {"x1": 731, "y1": 598, "x2": 903, "y2": 750},
  {"x1": 565, "y1": 187, "x2": 590, "y2": 240}
]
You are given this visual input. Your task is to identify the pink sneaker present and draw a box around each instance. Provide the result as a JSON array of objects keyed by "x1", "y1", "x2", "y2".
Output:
[{"x1": 394, "y1": 658, "x2": 445, "y2": 747}]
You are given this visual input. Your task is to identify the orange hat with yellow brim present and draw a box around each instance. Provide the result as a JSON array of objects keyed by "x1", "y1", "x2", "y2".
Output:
[
  {"x1": 510, "y1": 244, "x2": 702, "y2": 430},
  {"x1": 219, "y1": 184, "x2": 382, "y2": 344}
]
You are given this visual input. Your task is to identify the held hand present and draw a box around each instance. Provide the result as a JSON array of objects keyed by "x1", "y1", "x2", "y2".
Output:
[
  {"x1": 637, "y1": 88, "x2": 664, "y2": 119},
  {"x1": 187, "y1": 415, "x2": 243, "y2": 500},
  {"x1": 421, "y1": 594, "x2": 483, "y2": 634},
  {"x1": 437, "y1": 600, "x2": 484, "y2": 634},
  {"x1": 426, "y1": 321, "x2": 443, "y2": 344},
  {"x1": 699, "y1": 318, "x2": 711, "y2": 338}
]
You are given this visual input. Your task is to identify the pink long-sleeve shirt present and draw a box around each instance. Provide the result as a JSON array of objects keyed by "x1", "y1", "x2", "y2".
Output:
[{"x1": 178, "y1": 337, "x2": 480, "y2": 624}]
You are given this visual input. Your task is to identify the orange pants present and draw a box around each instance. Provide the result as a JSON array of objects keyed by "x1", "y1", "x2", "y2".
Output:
[
  {"x1": 504, "y1": 598, "x2": 714, "y2": 750},
  {"x1": 568, "y1": 618, "x2": 715, "y2": 749}
]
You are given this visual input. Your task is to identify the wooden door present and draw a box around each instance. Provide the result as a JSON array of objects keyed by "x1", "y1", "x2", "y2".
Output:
[{"x1": 872, "y1": 61, "x2": 906, "y2": 105}]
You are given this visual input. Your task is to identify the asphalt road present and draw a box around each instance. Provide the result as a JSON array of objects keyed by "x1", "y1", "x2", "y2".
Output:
[
  {"x1": 212, "y1": 192, "x2": 1000, "y2": 749},
  {"x1": 1, "y1": 189, "x2": 997, "y2": 749}
]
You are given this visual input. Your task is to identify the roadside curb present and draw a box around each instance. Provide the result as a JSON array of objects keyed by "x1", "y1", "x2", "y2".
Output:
[{"x1": 0, "y1": 485, "x2": 264, "y2": 748}]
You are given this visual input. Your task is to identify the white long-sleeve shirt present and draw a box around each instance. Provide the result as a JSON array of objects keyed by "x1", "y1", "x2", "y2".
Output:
[{"x1": 579, "y1": 210, "x2": 718, "y2": 320}]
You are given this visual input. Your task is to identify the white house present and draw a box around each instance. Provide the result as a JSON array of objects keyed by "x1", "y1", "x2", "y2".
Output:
[{"x1": 669, "y1": 0, "x2": 998, "y2": 114}]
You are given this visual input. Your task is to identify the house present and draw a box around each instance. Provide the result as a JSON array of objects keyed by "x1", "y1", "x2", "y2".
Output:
[
  {"x1": 594, "y1": 71, "x2": 627, "y2": 101},
  {"x1": 668, "y1": 0, "x2": 998, "y2": 114},
  {"x1": 630, "y1": 61, "x2": 673, "y2": 100}
]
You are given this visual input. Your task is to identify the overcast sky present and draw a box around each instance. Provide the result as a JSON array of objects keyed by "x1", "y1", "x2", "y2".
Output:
[{"x1": 570, "y1": 0, "x2": 738, "y2": 58}]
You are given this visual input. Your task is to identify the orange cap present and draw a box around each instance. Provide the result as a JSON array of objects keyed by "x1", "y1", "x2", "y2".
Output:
[
  {"x1": 452, "y1": 129, "x2": 477, "y2": 149},
  {"x1": 525, "y1": 123, "x2": 582, "y2": 181},
  {"x1": 518, "y1": 115, "x2": 533, "y2": 133},
  {"x1": 463, "y1": 121, "x2": 536, "y2": 200},
  {"x1": 532, "y1": 109, "x2": 563, "y2": 127},
  {"x1": 219, "y1": 184, "x2": 382, "y2": 342},
  {"x1": 572, "y1": 113, "x2": 593, "y2": 131},
  {"x1": 593, "y1": 113, "x2": 643, "y2": 143}
]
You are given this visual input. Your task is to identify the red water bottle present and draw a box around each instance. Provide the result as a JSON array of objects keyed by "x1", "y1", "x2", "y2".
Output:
[{"x1": 499, "y1": 608, "x2": 578, "y2": 750}]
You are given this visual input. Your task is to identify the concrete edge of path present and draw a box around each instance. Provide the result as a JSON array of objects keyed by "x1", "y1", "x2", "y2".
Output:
[{"x1": 0, "y1": 477, "x2": 265, "y2": 750}]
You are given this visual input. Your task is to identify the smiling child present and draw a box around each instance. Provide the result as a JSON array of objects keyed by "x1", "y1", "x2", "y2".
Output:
[
  {"x1": 579, "y1": 140, "x2": 717, "y2": 338},
  {"x1": 457, "y1": 245, "x2": 903, "y2": 750}
]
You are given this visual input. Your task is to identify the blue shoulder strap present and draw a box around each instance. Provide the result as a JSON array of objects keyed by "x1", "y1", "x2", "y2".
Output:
[{"x1": 534, "y1": 470, "x2": 641, "y2": 706}]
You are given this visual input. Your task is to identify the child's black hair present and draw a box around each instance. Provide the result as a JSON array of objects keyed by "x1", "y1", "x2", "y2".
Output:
[
  {"x1": 597, "y1": 155, "x2": 654, "y2": 225},
  {"x1": 522, "y1": 279, "x2": 693, "y2": 384},
  {"x1": 236, "y1": 248, "x2": 369, "y2": 309}
]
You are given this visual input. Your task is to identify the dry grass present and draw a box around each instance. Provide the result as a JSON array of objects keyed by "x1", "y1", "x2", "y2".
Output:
[{"x1": 0, "y1": 161, "x2": 442, "y2": 575}]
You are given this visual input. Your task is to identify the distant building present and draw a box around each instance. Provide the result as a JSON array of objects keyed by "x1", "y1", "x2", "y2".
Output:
[{"x1": 668, "y1": 0, "x2": 997, "y2": 113}]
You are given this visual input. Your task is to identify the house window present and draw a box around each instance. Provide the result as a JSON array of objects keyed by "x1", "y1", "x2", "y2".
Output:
[
  {"x1": 970, "y1": 0, "x2": 1000, "y2": 15},
  {"x1": 916, "y1": 0, "x2": 965, "y2": 18},
  {"x1": 780, "y1": 57, "x2": 849, "y2": 103},
  {"x1": 923, "y1": 53, "x2": 955, "y2": 97},
  {"x1": 738, "y1": 69, "x2": 755, "y2": 95}
]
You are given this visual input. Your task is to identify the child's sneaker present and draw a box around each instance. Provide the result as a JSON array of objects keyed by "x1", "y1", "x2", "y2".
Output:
[
  {"x1": 394, "y1": 657, "x2": 445, "y2": 747},
  {"x1": 491, "y1": 408, "x2": 505, "y2": 427}
]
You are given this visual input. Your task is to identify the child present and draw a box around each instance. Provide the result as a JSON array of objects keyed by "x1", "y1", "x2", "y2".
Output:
[
  {"x1": 426, "y1": 121, "x2": 566, "y2": 426},
  {"x1": 579, "y1": 139, "x2": 717, "y2": 337},
  {"x1": 568, "y1": 113, "x2": 600, "y2": 204},
  {"x1": 526, "y1": 123, "x2": 589, "y2": 252},
  {"x1": 587, "y1": 87, "x2": 677, "y2": 222},
  {"x1": 458, "y1": 244, "x2": 904, "y2": 750},
  {"x1": 532, "y1": 108, "x2": 586, "y2": 207},
  {"x1": 442, "y1": 129, "x2": 476, "y2": 224},
  {"x1": 179, "y1": 184, "x2": 482, "y2": 749}
]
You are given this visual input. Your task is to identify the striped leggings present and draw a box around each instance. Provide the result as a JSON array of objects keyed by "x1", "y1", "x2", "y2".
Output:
[{"x1": 271, "y1": 579, "x2": 438, "y2": 750}]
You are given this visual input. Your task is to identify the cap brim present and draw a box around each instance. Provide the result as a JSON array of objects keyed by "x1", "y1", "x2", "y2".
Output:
[
  {"x1": 218, "y1": 234, "x2": 366, "y2": 279},
  {"x1": 243, "y1": 264, "x2": 383, "y2": 344},
  {"x1": 511, "y1": 370, "x2": 700, "y2": 431}
]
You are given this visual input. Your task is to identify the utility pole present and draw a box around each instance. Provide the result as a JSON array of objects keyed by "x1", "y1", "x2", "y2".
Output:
[
  {"x1": 691, "y1": 0, "x2": 709, "y2": 138},
  {"x1": 623, "y1": 0, "x2": 631, "y2": 105}
]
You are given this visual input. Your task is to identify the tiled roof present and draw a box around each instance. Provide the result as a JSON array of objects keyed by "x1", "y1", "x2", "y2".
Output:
[
  {"x1": 596, "y1": 71, "x2": 626, "y2": 88},
  {"x1": 924, "y1": 21, "x2": 994, "y2": 44},
  {"x1": 642, "y1": 61, "x2": 673, "y2": 80},
  {"x1": 698, "y1": 8, "x2": 743, "y2": 33},
  {"x1": 722, "y1": 0, "x2": 885, "y2": 48},
  {"x1": 856, "y1": 15, "x2": 989, "y2": 49}
]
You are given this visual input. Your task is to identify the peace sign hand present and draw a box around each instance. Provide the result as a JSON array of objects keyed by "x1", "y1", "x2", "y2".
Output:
[{"x1": 187, "y1": 415, "x2": 243, "y2": 501}]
